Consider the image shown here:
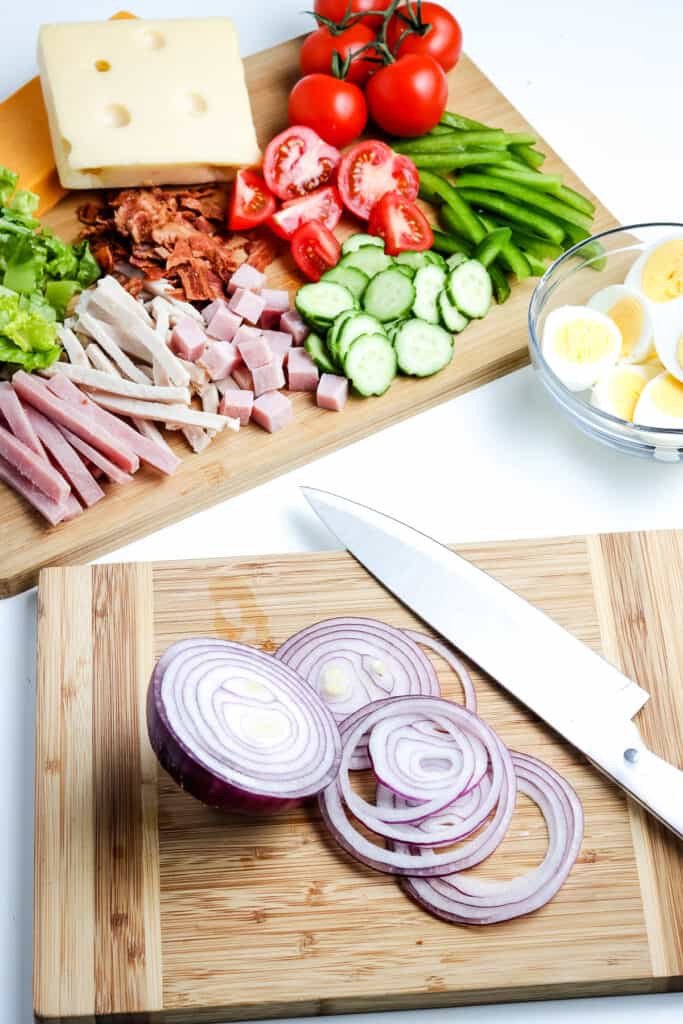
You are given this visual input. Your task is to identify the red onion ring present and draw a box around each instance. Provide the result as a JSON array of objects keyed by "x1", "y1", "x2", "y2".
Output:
[
  {"x1": 319, "y1": 696, "x2": 516, "y2": 874},
  {"x1": 401, "y1": 752, "x2": 584, "y2": 924},
  {"x1": 147, "y1": 638, "x2": 341, "y2": 815},
  {"x1": 402, "y1": 629, "x2": 477, "y2": 713}
]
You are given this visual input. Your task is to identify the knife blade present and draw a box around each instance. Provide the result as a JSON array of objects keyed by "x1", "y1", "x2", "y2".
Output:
[{"x1": 302, "y1": 487, "x2": 683, "y2": 841}]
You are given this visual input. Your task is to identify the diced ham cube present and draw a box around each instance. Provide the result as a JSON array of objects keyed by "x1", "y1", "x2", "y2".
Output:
[
  {"x1": 280, "y1": 309, "x2": 310, "y2": 346},
  {"x1": 201, "y1": 298, "x2": 225, "y2": 325},
  {"x1": 259, "y1": 289, "x2": 290, "y2": 329},
  {"x1": 252, "y1": 360, "x2": 286, "y2": 397},
  {"x1": 215, "y1": 377, "x2": 239, "y2": 395},
  {"x1": 228, "y1": 263, "x2": 266, "y2": 295},
  {"x1": 220, "y1": 388, "x2": 254, "y2": 426},
  {"x1": 198, "y1": 341, "x2": 242, "y2": 381},
  {"x1": 238, "y1": 333, "x2": 272, "y2": 370},
  {"x1": 206, "y1": 305, "x2": 242, "y2": 342},
  {"x1": 263, "y1": 330, "x2": 293, "y2": 357},
  {"x1": 252, "y1": 391, "x2": 293, "y2": 433},
  {"x1": 228, "y1": 288, "x2": 266, "y2": 325},
  {"x1": 170, "y1": 317, "x2": 207, "y2": 361},
  {"x1": 231, "y1": 364, "x2": 254, "y2": 391},
  {"x1": 233, "y1": 324, "x2": 261, "y2": 350},
  {"x1": 287, "y1": 348, "x2": 319, "y2": 392},
  {"x1": 317, "y1": 373, "x2": 349, "y2": 412}
]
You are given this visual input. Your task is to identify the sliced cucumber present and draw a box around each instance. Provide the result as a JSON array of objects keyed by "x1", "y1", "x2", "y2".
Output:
[
  {"x1": 321, "y1": 265, "x2": 369, "y2": 301},
  {"x1": 395, "y1": 250, "x2": 431, "y2": 271},
  {"x1": 363, "y1": 267, "x2": 416, "y2": 323},
  {"x1": 446, "y1": 259, "x2": 492, "y2": 319},
  {"x1": 446, "y1": 252, "x2": 468, "y2": 271},
  {"x1": 412, "y1": 264, "x2": 446, "y2": 324},
  {"x1": 305, "y1": 332, "x2": 337, "y2": 374},
  {"x1": 337, "y1": 312, "x2": 386, "y2": 363},
  {"x1": 395, "y1": 264, "x2": 416, "y2": 279},
  {"x1": 343, "y1": 334, "x2": 397, "y2": 397},
  {"x1": 438, "y1": 291, "x2": 469, "y2": 333},
  {"x1": 295, "y1": 282, "x2": 357, "y2": 329},
  {"x1": 339, "y1": 247, "x2": 393, "y2": 278},
  {"x1": 424, "y1": 250, "x2": 447, "y2": 269},
  {"x1": 386, "y1": 318, "x2": 408, "y2": 343},
  {"x1": 341, "y1": 233, "x2": 385, "y2": 255},
  {"x1": 394, "y1": 319, "x2": 454, "y2": 377},
  {"x1": 328, "y1": 308, "x2": 357, "y2": 361}
]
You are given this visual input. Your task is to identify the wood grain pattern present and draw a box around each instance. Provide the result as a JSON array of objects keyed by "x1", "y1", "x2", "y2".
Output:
[
  {"x1": 34, "y1": 533, "x2": 683, "y2": 1022},
  {"x1": 0, "y1": 37, "x2": 616, "y2": 598}
]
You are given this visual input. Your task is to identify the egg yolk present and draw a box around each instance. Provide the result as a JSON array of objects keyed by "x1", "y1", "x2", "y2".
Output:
[
  {"x1": 554, "y1": 318, "x2": 613, "y2": 363},
  {"x1": 650, "y1": 374, "x2": 683, "y2": 417},
  {"x1": 608, "y1": 296, "x2": 644, "y2": 357},
  {"x1": 607, "y1": 369, "x2": 649, "y2": 421},
  {"x1": 641, "y1": 239, "x2": 683, "y2": 303}
]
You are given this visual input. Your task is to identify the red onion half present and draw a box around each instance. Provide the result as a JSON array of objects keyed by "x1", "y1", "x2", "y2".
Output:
[
  {"x1": 147, "y1": 638, "x2": 342, "y2": 815},
  {"x1": 401, "y1": 752, "x2": 584, "y2": 924}
]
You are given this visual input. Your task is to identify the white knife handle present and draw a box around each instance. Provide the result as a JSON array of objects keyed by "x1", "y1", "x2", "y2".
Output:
[{"x1": 602, "y1": 725, "x2": 683, "y2": 841}]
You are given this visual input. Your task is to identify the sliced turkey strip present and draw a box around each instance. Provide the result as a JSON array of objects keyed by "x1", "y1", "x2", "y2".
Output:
[
  {"x1": 131, "y1": 417, "x2": 175, "y2": 456},
  {"x1": 144, "y1": 279, "x2": 205, "y2": 323},
  {"x1": 87, "y1": 393, "x2": 238, "y2": 432},
  {"x1": 86, "y1": 343, "x2": 119, "y2": 376},
  {"x1": 78, "y1": 312, "x2": 151, "y2": 384},
  {"x1": 42, "y1": 363, "x2": 191, "y2": 405},
  {"x1": 23, "y1": 405, "x2": 104, "y2": 507},
  {"x1": 56, "y1": 325, "x2": 89, "y2": 367}
]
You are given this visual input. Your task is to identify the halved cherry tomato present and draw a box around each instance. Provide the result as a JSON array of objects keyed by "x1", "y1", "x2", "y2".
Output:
[
  {"x1": 263, "y1": 126, "x2": 341, "y2": 201},
  {"x1": 366, "y1": 53, "x2": 448, "y2": 137},
  {"x1": 368, "y1": 192, "x2": 434, "y2": 256},
  {"x1": 386, "y1": 3, "x2": 463, "y2": 73},
  {"x1": 313, "y1": 0, "x2": 394, "y2": 30},
  {"x1": 268, "y1": 185, "x2": 343, "y2": 241},
  {"x1": 337, "y1": 140, "x2": 420, "y2": 221},
  {"x1": 288, "y1": 74, "x2": 367, "y2": 149},
  {"x1": 291, "y1": 220, "x2": 341, "y2": 282},
  {"x1": 300, "y1": 23, "x2": 376, "y2": 86},
  {"x1": 228, "y1": 169, "x2": 277, "y2": 231}
]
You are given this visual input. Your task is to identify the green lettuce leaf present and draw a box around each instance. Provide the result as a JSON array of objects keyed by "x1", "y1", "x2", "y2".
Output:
[{"x1": 0, "y1": 167, "x2": 18, "y2": 206}]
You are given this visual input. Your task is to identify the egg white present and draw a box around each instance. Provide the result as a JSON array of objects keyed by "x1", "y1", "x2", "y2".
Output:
[
  {"x1": 541, "y1": 305, "x2": 622, "y2": 392},
  {"x1": 590, "y1": 363, "x2": 660, "y2": 422},
  {"x1": 587, "y1": 284, "x2": 654, "y2": 363},
  {"x1": 633, "y1": 371, "x2": 683, "y2": 429},
  {"x1": 625, "y1": 233, "x2": 683, "y2": 305}
]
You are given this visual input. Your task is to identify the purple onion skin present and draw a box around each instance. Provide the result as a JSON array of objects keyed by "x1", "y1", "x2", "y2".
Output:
[{"x1": 146, "y1": 667, "x2": 303, "y2": 817}]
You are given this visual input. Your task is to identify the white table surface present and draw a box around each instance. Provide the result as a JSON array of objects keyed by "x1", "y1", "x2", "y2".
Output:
[{"x1": 2, "y1": 1, "x2": 683, "y2": 1021}]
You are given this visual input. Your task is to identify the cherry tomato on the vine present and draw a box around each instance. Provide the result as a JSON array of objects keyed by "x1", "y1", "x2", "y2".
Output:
[
  {"x1": 300, "y1": 23, "x2": 376, "y2": 86},
  {"x1": 313, "y1": 0, "x2": 394, "y2": 31},
  {"x1": 366, "y1": 53, "x2": 448, "y2": 137},
  {"x1": 386, "y1": 2, "x2": 463, "y2": 73},
  {"x1": 288, "y1": 74, "x2": 368, "y2": 149}
]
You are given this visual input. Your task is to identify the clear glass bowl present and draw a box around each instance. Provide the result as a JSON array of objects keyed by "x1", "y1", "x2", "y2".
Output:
[{"x1": 528, "y1": 222, "x2": 683, "y2": 462}]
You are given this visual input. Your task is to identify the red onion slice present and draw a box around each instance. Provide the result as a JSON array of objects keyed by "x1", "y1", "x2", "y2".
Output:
[
  {"x1": 319, "y1": 696, "x2": 516, "y2": 874},
  {"x1": 403, "y1": 629, "x2": 477, "y2": 713},
  {"x1": 401, "y1": 752, "x2": 584, "y2": 924},
  {"x1": 147, "y1": 638, "x2": 341, "y2": 815}
]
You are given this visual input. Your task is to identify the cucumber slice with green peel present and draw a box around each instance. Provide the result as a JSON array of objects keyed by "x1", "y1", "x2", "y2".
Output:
[
  {"x1": 394, "y1": 319, "x2": 454, "y2": 377},
  {"x1": 412, "y1": 264, "x2": 446, "y2": 324},
  {"x1": 386, "y1": 318, "x2": 408, "y2": 342},
  {"x1": 305, "y1": 332, "x2": 337, "y2": 374},
  {"x1": 295, "y1": 282, "x2": 357, "y2": 328},
  {"x1": 321, "y1": 265, "x2": 369, "y2": 301},
  {"x1": 424, "y1": 250, "x2": 447, "y2": 269},
  {"x1": 341, "y1": 233, "x2": 385, "y2": 255},
  {"x1": 438, "y1": 291, "x2": 469, "y2": 333},
  {"x1": 337, "y1": 312, "x2": 386, "y2": 362},
  {"x1": 395, "y1": 264, "x2": 416, "y2": 279},
  {"x1": 343, "y1": 334, "x2": 397, "y2": 397},
  {"x1": 328, "y1": 308, "x2": 357, "y2": 359},
  {"x1": 362, "y1": 268, "x2": 416, "y2": 323},
  {"x1": 446, "y1": 252, "x2": 468, "y2": 271},
  {"x1": 395, "y1": 250, "x2": 431, "y2": 271},
  {"x1": 338, "y1": 247, "x2": 393, "y2": 278},
  {"x1": 446, "y1": 259, "x2": 492, "y2": 319}
]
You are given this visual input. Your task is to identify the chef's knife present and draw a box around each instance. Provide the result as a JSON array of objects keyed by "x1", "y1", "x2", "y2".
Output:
[{"x1": 302, "y1": 487, "x2": 683, "y2": 841}]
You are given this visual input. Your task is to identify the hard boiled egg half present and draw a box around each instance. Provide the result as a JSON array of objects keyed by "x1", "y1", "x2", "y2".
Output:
[
  {"x1": 591, "y1": 363, "x2": 660, "y2": 421},
  {"x1": 625, "y1": 235, "x2": 683, "y2": 381},
  {"x1": 541, "y1": 305, "x2": 621, "y2": 391},
  {"x1": 587, "y1": 284, "x2": 654, "y2": 363},
  {"x1": 634, "y1": 371, "x2": 683, "y2": 429}
]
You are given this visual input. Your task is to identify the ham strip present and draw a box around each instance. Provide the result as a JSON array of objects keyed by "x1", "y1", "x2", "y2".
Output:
[
  {"x1": 78, "y1": 312, "x2": 151, "y2": 384},
  {"x1": 88, "y1": 392, "x2": 238, "y2": 432},
  {"x1": 43, "y1": 362, "x2": 191, "y2": 404},
  {"x1": 0, "y1": 382, "x2": 45, "y2": 456},
  {"x1": 0, "y1": 422, "x2": 70, "y2": 504},
  {"x1": 47, "y1": 374, "x2": 179, "y2": 476},
  {"x1": 131, "y1": 417, "x2": 175, "y2": 456},
  {"x1": 0, "y1": 455, "x2": 69, "y2": 526},
  {"x1": 13, "y1": 371, "x2": 139, "y2": 474},
  {"x1": 55, "y1": 426, "x2": 133, "y2": 486},
  {"x1": 23, "y1": 406, "x2": 104, "y2": 507}
]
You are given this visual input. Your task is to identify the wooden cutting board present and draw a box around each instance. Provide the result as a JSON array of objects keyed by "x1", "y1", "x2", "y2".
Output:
[
  {"x1": 0, "y1": 37, "x2": 615, "y2": 599},
  {"x1": 33, "y1": 530, "x2": 683, "y2": 1023}
]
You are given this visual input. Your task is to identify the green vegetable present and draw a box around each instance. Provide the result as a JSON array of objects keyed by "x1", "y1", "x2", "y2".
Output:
[
  {"x1": 0, "y1": 290, "x2": 60, "y2": 369},
  {"x1": 478, "y1": 165, "x2": 563, "y2": 192},
  {"x1": 419, "y1": 171, "x2": 487, "y2": 244},
  {"x1": 477, "y1": 213, "x2": 563, "y2": 262},
  {"x1": 488, "y1": 263, "x2": 511, "y2": 304},
  {"x1": 0, "y1": 168, "x2": 18, "y2": 206},
  {"x1": 439, "y1": 112, "x2": 487, "y2": 131},
  {"x1": 524, "y1": 253, "x2": 549, "y2": 276},
  {"x1": 454, "y1": 187, "x2": 566, "y2": 244},
  {"x1": 474, "y1": 227, "x2": 511, "y2": 268},
  {"x1": 45, "y1": 280, "x2": 80, "y2": 318},
  {"x1": 430, "y1": 229, "x2": 474, "y2": 257},
  {"x1": 509, "y1": 144, "x2": 546, "y2": 169},
  {"x1": 555, "y1": 184, "x2": 596, "y2": 218},
  {"x1": 556, "y1": 220, "x2": 607, "y2": 271},
  {"x1": 453, "y1": 173, "x2": 594, "y2": 231},
  {"x1": 410, "y1": 150, "x2": 510, "y2": 171}
]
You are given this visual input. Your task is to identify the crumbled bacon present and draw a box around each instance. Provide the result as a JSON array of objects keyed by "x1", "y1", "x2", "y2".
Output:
[{"x1": 77, "y1": 183, "x2": 281, "y2": 303}]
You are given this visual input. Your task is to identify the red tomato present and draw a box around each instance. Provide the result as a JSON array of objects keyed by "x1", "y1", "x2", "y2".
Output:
[
  {"x1": 386, "y1": 3, "x2": 463, "y2": 73},
  {"x1": 368, "y1": 192, "x2": 434, "y2": 256},
  {"x1": 366, "y1": 53, "x2": 448, "y2": 137},
  {"x1": 300, "y1": 23, "x2": 376, "y2": 86},
  {"x1": 337, "y1": 140, "x2": 420, "y2": 221},
  {"x1": 291, "y1": 220, "x2": 341, "y2": 282},
  {"x1": 268, "y1": 185, "x2": 343, "y2": 241},
  {"x1": 227, "y1": 170, "x2": 277, "y2": 231},
  {"x1": 263, "y1": 126, "x2": 341, "y2": 201},
  {"x1": 288, "y1": 74, "x2": 367, "y2": 150},
  {"x1": 313, "y1": 0, "x2": 394, "y2": 30}
]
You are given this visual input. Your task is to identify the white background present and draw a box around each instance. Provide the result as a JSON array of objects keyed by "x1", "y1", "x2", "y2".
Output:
[{"x1": 2, "y1": 1, "x2": 683, "y2": 1021}]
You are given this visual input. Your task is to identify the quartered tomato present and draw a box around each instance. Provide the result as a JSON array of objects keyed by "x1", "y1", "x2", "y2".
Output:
[
  {"x1": 263, "y1": 126, "x2": 341, "y2": 201},
  {"x1": 313, "y1": 0, "x2": 394, "y2": 30},
  {"x1": 337, "y1": 140, "x2": 420, "y2": 221},
  {"x1": 288, "y1": 74, "x2": 367, "y2": 149},
  {"x1": 228, "y1": 170, "x2": 277, "y2": 231},
  {"x1": 366, "y1": 53, "x2": 448, "y2": 137},
  {"x1": 268, "y1": 185, "x2": 343, "y2": 241},
  {"x1": 300, "y1": 23, "x2": 376, "y2": 86},
  {"x1": 368, "y1": 192, "x2": 434, "y2": 256},
  {"x1": 386, "y1": 3, "x2": 463, "y2": 73},
  {"x1": 291, "y1": 220, "x2": 341, "y2": 282}
]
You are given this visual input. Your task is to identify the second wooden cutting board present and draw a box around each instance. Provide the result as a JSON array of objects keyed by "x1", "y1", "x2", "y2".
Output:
[
  {"x1": 34, "y1": 531, "x2": 683, "y2": 1022},
  {"x1": 1, "y1": 36, "x2": 615, "y2": 598}
]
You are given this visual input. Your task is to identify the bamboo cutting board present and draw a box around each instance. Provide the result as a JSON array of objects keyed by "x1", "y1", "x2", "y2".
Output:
[
  {"x1": 34, "y1": 530, "x2": 683, "y2": 1023},
  {"x1": 0, "y1": 37, "x2": 615, "y2": 598}
]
